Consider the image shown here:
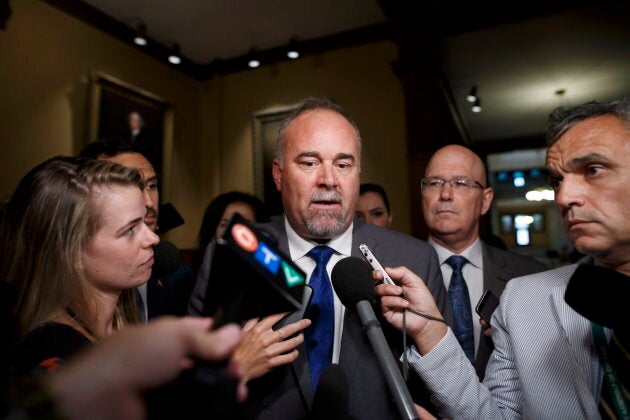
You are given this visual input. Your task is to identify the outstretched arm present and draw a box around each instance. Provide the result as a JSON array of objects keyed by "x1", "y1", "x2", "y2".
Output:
[{"x1": 49, "y1": 316, "x2": 243, "y2": 420}]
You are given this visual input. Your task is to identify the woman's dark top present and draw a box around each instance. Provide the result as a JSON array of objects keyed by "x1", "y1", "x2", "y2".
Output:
[{"x1": 7, "y1": 322, "x2": 91, "y2": 376}]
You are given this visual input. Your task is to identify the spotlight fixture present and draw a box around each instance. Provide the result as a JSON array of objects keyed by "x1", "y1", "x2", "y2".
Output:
[
  {"x1": 247, "y1": 49, "x2": 260, "y2": 68},
  {"x1": 286, "y1": 38, "x2": 299, "y2": 59},
  {"x1": 133, "y1": 23, "x2": 147, "y2": 46},
  {"x1": 466, "y1": 86, "x2": 478, "y2": 103},
  {"x1": 168, "y1": 44, "x2": 181, "y2": 65},
  {"x1": 471, "y1": 98, "x2": 482, "y2": 113}
]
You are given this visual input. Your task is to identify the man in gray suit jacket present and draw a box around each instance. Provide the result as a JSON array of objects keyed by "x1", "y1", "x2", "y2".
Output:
[
  {"x1": 377, "y1": 97, "x2": 630, "y2": 419},
  {"x1": 422, "y1": 145, "x2": 547, "y2": 378},
  {"x1": 188, "y1": 97, "x2": 452, "y2": 419}
]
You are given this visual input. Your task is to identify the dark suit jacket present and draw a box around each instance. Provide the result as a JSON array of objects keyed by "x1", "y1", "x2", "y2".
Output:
[
  {"x1": 473, "y1": 242, "x2": 548, "y2": 378},
  {"x1": 188, "y1": 217, "x2": 452, "y2": 419}
]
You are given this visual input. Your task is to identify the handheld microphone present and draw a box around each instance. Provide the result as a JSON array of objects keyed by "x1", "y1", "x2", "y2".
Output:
[
  {"x1": 565, "y1": 263, "x2": 629, "y2": 330},
  {"x1": 331, "y1": 257, "x2": 419, "y2": 420},
  {"x1": 309, "y1": 363, "x2": 349, "y2": 420},
  {"x1": 152, "y1": 240, "x2": 181, "y2": 278}
]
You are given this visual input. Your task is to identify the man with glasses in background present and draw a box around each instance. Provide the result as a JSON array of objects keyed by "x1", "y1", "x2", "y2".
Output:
[{"x1": 421, "y1": 144, "x2": 547, "y2": 378}]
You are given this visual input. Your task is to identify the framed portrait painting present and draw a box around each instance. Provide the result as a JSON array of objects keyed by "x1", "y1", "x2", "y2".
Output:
[{"x1": 88, "y1": 71, "x2": 173, "y2": 198}]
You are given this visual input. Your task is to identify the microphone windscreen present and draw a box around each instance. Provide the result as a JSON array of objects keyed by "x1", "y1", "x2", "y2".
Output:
[
  {"x1": 152, "y1": 240, "x2": 181, "y2": 278},
  {"x1": 565, "y1": 263, "x2": 629, "y2": 329},
  {"x1": 156, "y1": 202, "x2": 185, "y2": 235},
  {"x1": 310, "y1": 363, "x2": 349, "y2": 420},
  {"x1": 331, "y1": 256, "x2": 376, "y2": 308}
]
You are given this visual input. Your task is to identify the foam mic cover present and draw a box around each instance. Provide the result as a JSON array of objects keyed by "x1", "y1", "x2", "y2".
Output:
[
  {"x1": 565, "y1": 263, "x2": 629, "y2": 330},
  {"x1": 331, "y1": 256, "x2": 376, "y2": 308},
  {"x1": 152, "y1": 240, "x2": 181, "y2": 278},
  {"x1": 310, "y1": 363, "x2": 349, "y2": 420}
]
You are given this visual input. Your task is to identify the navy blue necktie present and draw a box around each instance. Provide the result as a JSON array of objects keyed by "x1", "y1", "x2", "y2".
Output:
[
  {"x1": 446, "y1": 255, "x2": 475, "y2": 362},
  {"x1": 305, "y1": 245, "x2": 335, "y2": 389}
]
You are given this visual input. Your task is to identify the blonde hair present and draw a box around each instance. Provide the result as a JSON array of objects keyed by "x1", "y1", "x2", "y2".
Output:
[{"x1": 1, "y1": 156, "x2": 143, "y2": 339}]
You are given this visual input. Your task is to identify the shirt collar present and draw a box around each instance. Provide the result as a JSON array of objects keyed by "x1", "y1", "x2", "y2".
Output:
[
  {"x1": 284, "y1": 217, "x2": 354, "y2": 260},
  {"x1": 429, "y1": 236, "x2": 483, "y2": 269}
]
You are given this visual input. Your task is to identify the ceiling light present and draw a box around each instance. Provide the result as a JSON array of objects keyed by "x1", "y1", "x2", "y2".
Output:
[
  {"x1": 466, "y1": 86, "x2": 477, "y2": 103},
  {"x1": 133, "y1": 23, "x2": 147, "y2": 46},
  {"x1": 287, "y1": 38, "x2": 299, "y2": 59},
  {"x1": 247, "y1": 49, "x2": 260, "y2": 68},
  {"x1": 168, "y1": 44, "x2": 181, "y2": 65},
  {"x1": 471, "y1": 98, "x2": 482, "y2": 113},
  {"x1": 525, "y1": 189, "x2": 554, "y2": 201}
]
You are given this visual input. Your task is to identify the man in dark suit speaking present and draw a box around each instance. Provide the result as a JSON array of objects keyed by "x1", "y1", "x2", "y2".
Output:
[
  {"x1": 421, "y1": 145, "x2": 547, "y2": 378},
  {"x1": 188, "y1": 97, "x2": 453, "y2": 419}
]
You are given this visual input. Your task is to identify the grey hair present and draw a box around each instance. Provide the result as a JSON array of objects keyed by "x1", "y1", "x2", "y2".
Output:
[
  {"x1": 545, "y1": 96, "x2": 630, "y2": 146},
  {"x1": 275, "y1": 97, "x2": 362, "y2": 167}
]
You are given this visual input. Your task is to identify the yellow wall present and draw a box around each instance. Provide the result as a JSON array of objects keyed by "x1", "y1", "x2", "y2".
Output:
[{"x1": 1, "y1": 0, "x2": 411, "y2": 250}]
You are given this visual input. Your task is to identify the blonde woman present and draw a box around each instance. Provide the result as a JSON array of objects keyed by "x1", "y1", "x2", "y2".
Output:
[{"x1": 1, "y1": 156, "x2": 158, "y2": 374}]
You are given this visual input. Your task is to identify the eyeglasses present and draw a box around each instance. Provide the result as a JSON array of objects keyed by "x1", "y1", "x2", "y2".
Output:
[{"x1": 421, "y1": 176, "x2": 485, "y2": 192}]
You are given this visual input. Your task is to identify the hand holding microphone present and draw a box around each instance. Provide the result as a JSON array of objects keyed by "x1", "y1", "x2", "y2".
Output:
[{"x1": 373, "y1": 265, "x2": 448, "y2": 356}]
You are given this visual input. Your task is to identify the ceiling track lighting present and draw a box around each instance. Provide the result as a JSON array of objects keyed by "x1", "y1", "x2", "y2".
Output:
[
  {"x1": 466, "y1": 86, "x2": 478, "y2": 103},
  {"x1": 168, "y1": 43, "x2": 181, "y2": 65},
  {"x1": 133, "y1": 23, "x2": 147, "y2": 46},
  {"x1": 472, "y1": 98, "x2": 482, "y2": 113},
  {"x1": 247, "y1": 48, "x2": 260, "y2": 68},
  {"x1": 287, "y1": 37, "x2": 300, "y2": 59}
]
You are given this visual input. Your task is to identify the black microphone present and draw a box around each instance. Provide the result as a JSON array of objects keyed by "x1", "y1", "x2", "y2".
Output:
[
  {"x1": 152, "y1": 240, "x2": 181, "y2": 278},
  {"x1": 309, "y1": 363, "x2": 349, "y2": 420},
  {"x1": 331, "y1": 257, "x2": 419, "y2": 420},
  {"x1": 565, "y1": 263, "x2": 629, "y2": 330}
]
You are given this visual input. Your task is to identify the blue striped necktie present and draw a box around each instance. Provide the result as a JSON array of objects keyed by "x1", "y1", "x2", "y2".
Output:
[
  {"x1": 446, "y1": 255, "x2": 475, "y2": 362},
  {"x1": 305, "y1": 245, "x2": 335, "y2": 389}
]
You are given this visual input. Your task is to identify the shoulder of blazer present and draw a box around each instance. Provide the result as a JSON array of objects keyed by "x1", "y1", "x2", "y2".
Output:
[
  {"x1": 482, "y1": 242, "x2": 548, "y2": 277},
  {"x1": 353, "y1": 218, "x2": 433, "y2": 252}
]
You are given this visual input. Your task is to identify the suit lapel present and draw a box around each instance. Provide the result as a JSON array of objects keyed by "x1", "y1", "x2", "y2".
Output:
[
  {"x1": 269, "y1": 218, "x2": 316, "y2": 404},
  {"x1": 339, "y1": 221, "x2": 372, "y2": 390},
  {"x1": 550, "y1": 278, "x2": 598, "y2": 413},
  {"x1": 481, "y1": 244, "x2": 510, "y2": 295},
  {"x1": 475, "y1": 245, "x2": 506, "y2": 376}
]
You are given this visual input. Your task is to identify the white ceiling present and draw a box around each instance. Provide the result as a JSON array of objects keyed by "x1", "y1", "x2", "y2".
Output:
[{"x1": 70, "y1": 1, "x2": 630, "y2": 145}]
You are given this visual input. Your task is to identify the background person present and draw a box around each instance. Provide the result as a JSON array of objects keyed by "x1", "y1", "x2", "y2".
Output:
[
  {"x1": 421, "y1": 144, "x2": 547, "y2": 378},
  {"x1": 356, "y1": 182, "x2": 393, "y2": 228},
  {"x1": 80, "y1": 139, "x2": 195, "y2": 320},
  {"x1": 193, "y1": 191, "x2": 270, "y2": 277}
]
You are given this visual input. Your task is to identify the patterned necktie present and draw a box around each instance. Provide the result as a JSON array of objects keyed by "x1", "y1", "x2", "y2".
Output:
[
  {"x1": 445, "y1": 255, "x2": 475, "y2": 362},
  {"x1": 598, "y1": 329, "x2": 629, "y2": 420},
  {"x1": 305, "y1": 245, "x2": 336, "y2": 389}
]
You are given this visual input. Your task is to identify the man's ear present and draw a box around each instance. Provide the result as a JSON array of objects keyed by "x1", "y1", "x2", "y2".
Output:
[
  {"x1": 272, "y1": 159, "x2": 282, "y2": 191},
  {"x1": 480, "y1": 187, "x2": 494, "y2": 216}
]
